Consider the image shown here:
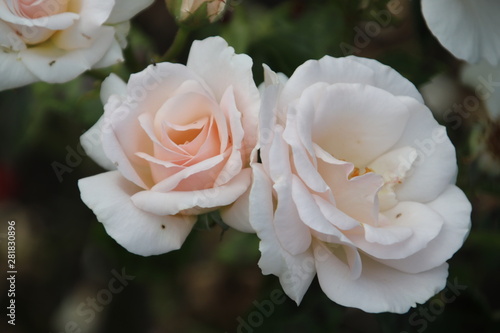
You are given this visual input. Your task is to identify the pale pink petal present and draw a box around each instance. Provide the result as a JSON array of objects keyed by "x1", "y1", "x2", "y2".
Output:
[
  {"x1": 187, "y1": 36, "x2": 260, "y2": 152},
  {"x1": 219, "y1": 170, "x2": 254, "y2": 233},
  {"x1": 102, "y1": 100, "x2": 152, "y2": 189},
  {"x1": 148, "y1": 151, "x2": 228, "y2": 192},
  {"x1": 78, "y1": 171, "x2": 196, "y2": 256},
  {"x1": 314, "y1": 241, "x2": 449, "y2": 313},
  {"x1": 0, "y1": 2, "x2": 78, "y2": 29},
  {"x1": 138, "y1": 113, "x2": 190, "y2": 163},
  {"x1": 317, "y1": 158, "x2": 383, "y2": 226},
  {"x1": 131, "y1": 168, "x2": 251, "y2": 215}
]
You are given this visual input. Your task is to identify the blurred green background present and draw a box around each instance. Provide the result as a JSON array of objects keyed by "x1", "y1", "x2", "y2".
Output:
[{"x1": 1, "y1": 0, "x2": 499, "y2": 332}]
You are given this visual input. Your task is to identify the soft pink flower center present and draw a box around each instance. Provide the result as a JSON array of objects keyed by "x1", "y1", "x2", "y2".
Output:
[{"x1": 7, "y1": 0, "x2": 68, "y2": 19}]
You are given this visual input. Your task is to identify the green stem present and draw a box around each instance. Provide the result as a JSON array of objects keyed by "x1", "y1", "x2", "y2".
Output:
[{"x1": 160, "y1": 27, "x2": 190, "y2": 63}]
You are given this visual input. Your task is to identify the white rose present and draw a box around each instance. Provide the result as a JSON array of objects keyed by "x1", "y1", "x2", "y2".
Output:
[
  {"x1": 78, "y1": 36, "x2": 259, "y2": 256},
  {"x1": 251, "y1": 56, "x2": 471, "y2": 313},
  {"x1": 0, "y1": 0, "x2": 154, "y2": 91},
  {"x1": 421, "y1": 0, "x2": 500, "y2": 65}
]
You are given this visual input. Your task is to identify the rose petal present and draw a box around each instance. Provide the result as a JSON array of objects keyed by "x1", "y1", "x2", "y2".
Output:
[
  {"x1": 106, "y1": 0, "x2": 154, "y2": 24},
  {"x1": 52, "y1": 0, "x2": 115, "y2": 50},
  {"x1": 131, "y1": 168, "x2": 252, "y2": 215},
  {"x1": 91, "y1": 39, "x2": 123, "y2": 70},
  {"x1": 298, "y1": 83, "x2": 411, "y2": 167},
  {"x1": 0, "y1": 51, "x2": 38, "y2": 91},
  {"x1": 20, "y1": 26, "x2": 115, "y2": 83},
  {"x1": 392, "y1": 97, "x2": 457, "y2": 203},
  {"x1": 279, "y1": 56, "x2": 377, "y2": 107},
  {"x1": 219, "y1": 169, "x2": 254, "y2": 233},
  {"x1": 314, "y1": 241, "x2": 449, "y2": 313},
  {"x1": 78, "y1": 171, "x2": 196, "y2": 256},
  {"x1": 80, "y1": 115, "x2": 117, "y2": 171},
  {"x1": 379, "y1": 186, "x2": 471, "y2": 273},
  {"x1": 345, "y1": 201, "x2": 444, "y2": 260},
  {"x1": 187, "y1": 36, "x2": 260, "y2": 152},
  {"x1": 348, "y1": 56, "x2": 424, "y2": 102},
  {"x1": 100, "y1": 73, "x2": 127, "y2": 104},
  {"x1": 0, "y1": 2, "x2": 79, "y2": 29}
]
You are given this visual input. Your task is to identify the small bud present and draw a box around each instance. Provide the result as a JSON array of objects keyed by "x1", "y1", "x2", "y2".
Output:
[{"x1": 166, "y1": 0, "x2": 227, "y2": 28}]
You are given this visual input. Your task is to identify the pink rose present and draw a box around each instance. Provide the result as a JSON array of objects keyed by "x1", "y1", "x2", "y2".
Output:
[
  {"x1": 78, "y1": 37, "x2": 259, "y2": 255},
  {"x1": 0, "y1": 0, "x2": 154, "y2": 91},
  {"x1": 251, "y1": 56, "x2": 471, "y2": 313}
]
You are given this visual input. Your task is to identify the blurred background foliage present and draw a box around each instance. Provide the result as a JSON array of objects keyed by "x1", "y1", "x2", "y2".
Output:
[{"x1": 1, "y1": 0, "x2": 499, "y2": 332}]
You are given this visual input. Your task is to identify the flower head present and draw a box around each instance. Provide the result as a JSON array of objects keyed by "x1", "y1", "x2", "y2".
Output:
[
  {"x1": 251, "y1": 56, "x2": 471, "y2": 313},
  {"x1": 78, "y1": 36, "x2": 260, "y2": 255}
]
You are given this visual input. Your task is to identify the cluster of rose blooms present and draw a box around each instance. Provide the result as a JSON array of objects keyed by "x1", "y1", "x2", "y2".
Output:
[{"x1": 4, "y1": 0, "x2": 493, "y2": 314}]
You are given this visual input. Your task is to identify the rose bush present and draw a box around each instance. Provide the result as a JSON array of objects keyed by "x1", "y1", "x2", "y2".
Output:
[
  {"x1": 0, "y1": 0, "x2": 154, "y2": 91},
  {"x1": 421, "y1": 0, "x2": 500, "y2": 65},
  {"x1": 249, "y1": 56, "x2": 471, "y2": 313},
  {"x1": 78, "y1": 36, "x2": 259, "y2": 256}
]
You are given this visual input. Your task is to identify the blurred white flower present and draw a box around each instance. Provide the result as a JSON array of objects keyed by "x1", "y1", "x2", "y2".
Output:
[
  {"x1": 421, "y1": 0, "x2": 500, "y2": 65},
  {"x1": 0, "y1": 0, "x2": 154, "y2": 91}
]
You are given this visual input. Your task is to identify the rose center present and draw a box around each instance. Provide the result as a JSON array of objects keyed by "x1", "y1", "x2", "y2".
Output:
[{"x1": 6, "y1": 0, "x2": 69, "y2": 19}]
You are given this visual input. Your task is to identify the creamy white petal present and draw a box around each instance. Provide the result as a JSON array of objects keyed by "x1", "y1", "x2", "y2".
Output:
[
  {"x1": 249, "y1": 164, "x2": 283, "y2": 276},
  {"x1": 53, "y1": 0, "x2": 115, "y2": 50},
  {"x1": 250, "y1": 165, "x2": 315, "y2": 304},
  {"x1": 346, "y1": 201, "x2": 444, "y2": 260},
  {"x1": 20, "y1": 26, "x2": 115, "y2": 83},
  {"x1": 347, "y1": 56, "x2": 424, "y2": 102},
  {"x1": 315, "y1": 240, "x2": 449, "y2": 313},
  {"x1": 91, "y1": 39, "x2": 123, "y2": 70},
  {"x1": 297, "y1": 83, "x2": 410, "y2": 167},
  {"x1": 392, "y1": 97, "x2": 457, "y2": 203},
  {"x1": 279, "y1": 56, "x2": 377, "y2": 107},
  {"x1": 78, "y1": 171, "x2": 196, "y2": 256},
  {"x1": 379, "y1": 186, "x2": 471, "y2": 273},
  {"x1": 0, "y1": 51, "x2": 38, "y2": 91},
  {"x1": 106, "y1": 0, "x2": 154, "y2": 24}
]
